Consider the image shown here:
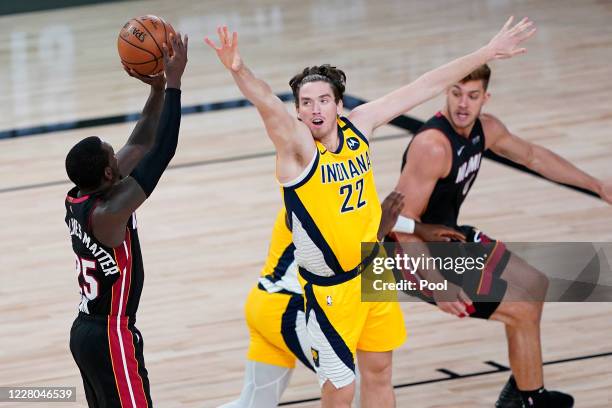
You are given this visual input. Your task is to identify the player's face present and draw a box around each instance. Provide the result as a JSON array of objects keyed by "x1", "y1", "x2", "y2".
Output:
[
  {"x1": 296, "y1": 81, "x2": 342, "y2": 140},
  {"x1": 445, "y1": 80, "x2": 489, "y2": 130},
  {"x1": 101, "y1": 142, "x2": 120, "y2": 184}
]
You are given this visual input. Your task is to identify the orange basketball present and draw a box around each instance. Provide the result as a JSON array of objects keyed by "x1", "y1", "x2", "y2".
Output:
[{"x1": 117, "y1": 15, "x2": 175, "y2": 76}]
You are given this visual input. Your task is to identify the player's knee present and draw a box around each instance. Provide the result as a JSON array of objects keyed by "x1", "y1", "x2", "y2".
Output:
[
  {"x1": 359, "y1": 360, "x2": 392, "y2": 388},
  {"x1": 505, "y1": 301, "x2": 543, "y2": 327},
  {"x1": 321, "y1": 380, "x2": 354, "y2": 408}
]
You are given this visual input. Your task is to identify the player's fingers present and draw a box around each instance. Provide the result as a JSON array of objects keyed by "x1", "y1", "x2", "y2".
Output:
[
  {"x1": 223, "y1": 26, "x2": 230, "y2": 46},
  {"x1": 458, "y1": 290, "x2": 473, "y2": 306},
  {"x1": 509, "y1": 47, "x2": 527, "y2": 57},
  {"x1": 232, "y1": 31, "x2": 238, "y2": 49},
  {"x1": 514, "y1": 20, "x2": 534, "y2": 38},
  {"x1": 162, "y1": 42, "x2": 172, "y2": 63},
  {"x1": 217, "y1": 26, "x2": 224, "y2": 43},
  {"x1": 518, "y1": 27, "x2": 537, "y2": 42},
  {"x1": 183, "y1": 34, "x2": 189, "y2": 54},
  {"x1": 501, "y1": 15, "x2": 514, "y2": 32},
  {"x1": 443, "y1": 231, "x2": 466, "y2": 242},
  {"x1": 204, "y1": 37, "x2": 220, "y2": 51},
  {"x1": 509, "y1": 17, "x2": 528, "y2": 35}
]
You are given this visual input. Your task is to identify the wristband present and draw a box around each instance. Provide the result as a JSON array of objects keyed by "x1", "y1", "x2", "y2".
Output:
[{"x1": 392, "y1": 215, "x2": 415, "y2": 234}]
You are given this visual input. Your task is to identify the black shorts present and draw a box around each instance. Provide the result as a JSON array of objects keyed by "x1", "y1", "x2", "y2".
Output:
[
  {"x1": 70, "y1": 313, "x2": 152, "y2": 407},
  {"x1": 390, "y1": 225, "x2": 511, "y2": 319}
]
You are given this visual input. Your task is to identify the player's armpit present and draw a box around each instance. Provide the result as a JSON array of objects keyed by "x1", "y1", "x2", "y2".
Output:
[{"x1": 91, "y1": 177, "x2": 146, "y2": 247}]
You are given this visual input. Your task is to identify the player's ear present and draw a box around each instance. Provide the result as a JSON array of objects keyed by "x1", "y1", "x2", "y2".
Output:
[
  {"x1": 336, "y1": 99, "x2": 343, "y2": 116},
  {"x1": 103, "y1": 166, "x2": 114, "y2": 181},
  {"x1": 482, "y1": 92, "x2": 491, "y2": 106}
]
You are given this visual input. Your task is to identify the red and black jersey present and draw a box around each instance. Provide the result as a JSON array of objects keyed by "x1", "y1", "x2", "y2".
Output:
[
  {"x1": 402, "y1": 112, "x2": 485, "y2": 228},
  {"x1": 65, "y1": 186, "x2": 144, "y2": 317}
]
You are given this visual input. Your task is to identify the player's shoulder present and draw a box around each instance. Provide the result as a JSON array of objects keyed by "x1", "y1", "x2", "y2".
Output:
[
  {"x1": 479, "y1": 113, "x2": 508, "y2": 136},
  {"x1": 408, "y1": 130, "x2": 449, "y2": 161}
]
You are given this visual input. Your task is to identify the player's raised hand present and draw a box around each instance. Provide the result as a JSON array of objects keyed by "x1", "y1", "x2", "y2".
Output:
[
  {"x1": 486, "y1": 16, "x2": 536, "y2": 60},
  {"x1": 122, "y1": 64, "x2": 166, "y2": 90},
  {"x1": 205, "y1": 26, "x2": 243, "y2": 72},
  {"x1": 163, "y1": 32, "x2": 188, "y2": 88}
]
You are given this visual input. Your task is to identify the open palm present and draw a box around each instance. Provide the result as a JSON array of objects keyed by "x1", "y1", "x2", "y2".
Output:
[
  {"x1": 488, "y1": 16, "x2": 537, "y2": 60},
  {"x1": 205, "y1": 26, "x2": 242, "y2": 72}
]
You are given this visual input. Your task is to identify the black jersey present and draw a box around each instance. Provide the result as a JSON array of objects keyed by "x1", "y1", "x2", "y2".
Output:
[
  {"x1": 402, "y1": 112, "x2": 485, "y2": 227},
  {"x1": 65, "y1": 186, "x2": 144, "y2": 317}
]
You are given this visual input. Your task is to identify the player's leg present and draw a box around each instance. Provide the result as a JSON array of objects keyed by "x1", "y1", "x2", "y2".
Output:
[
  {"x1": 70, "y1": 314, "x2": 151, "y2": 407},
  {"x1": 220, "y1": 286, "x2": 298, "y2": 407},
  {"x1": 355, "y1": 298, "x2": 405, "y2": 408},
  {"x1": 355, "y1": 351, "x2": 393, "y2": 408},
  {"x1": 490, "y1": 254, "x2": 573, "y2": 408},
  {"x1": 70, "y1": 317, "x2": 100, "y2": 407},
  {"x1": 300, "y1": 274, "x2": 369, "y2": 408},
  {"x1": 219, "y1": 360, "x2": 293, "y2": 408}
]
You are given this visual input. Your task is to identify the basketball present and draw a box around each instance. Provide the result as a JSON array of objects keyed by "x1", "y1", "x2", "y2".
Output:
[{"x1": 117, "y1": 15, "x2": 175, "y2": 76}]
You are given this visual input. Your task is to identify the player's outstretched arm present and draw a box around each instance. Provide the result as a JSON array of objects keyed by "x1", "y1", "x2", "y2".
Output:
[
  {"x1": 116, "y1": 68, "x2": 166, "y2": 176},
  {"x1": 92, "y1": 33, "x2": 188, "y2": 247},
  {"x1": 348, "y1": 16, "x2": 536, "y2": 134},
  {"x1": 205, "y1": 27, "x2": 312, "y2": 157},
  {"x1": 483, "y1": 114, "x2": 612, "y2": 203}
]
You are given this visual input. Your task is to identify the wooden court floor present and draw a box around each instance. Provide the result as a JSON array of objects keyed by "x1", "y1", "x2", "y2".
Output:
[{"x1": 0, "y1": 0, "x2": 611, "y2": 407}]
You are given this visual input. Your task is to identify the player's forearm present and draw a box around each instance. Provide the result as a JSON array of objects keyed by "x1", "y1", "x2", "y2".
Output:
[
  {"x1": 127, "y1": 86, "x2": 165, "y2": 149},
  {"x1": 130, "y1": 88, "x2": 182, "y2": 197},
  {"x1": 231, "y1": 64, "x2": 280, "y2": 113},
  {"x1": 530, "y1": 145, "x2": 601, "y2": 194},
  {"x1": 412, "y1": 46, "x2": 494, "y2": 102},
  {"x1": 374, "y1": 46, "x2": 494, "y2": 126}
]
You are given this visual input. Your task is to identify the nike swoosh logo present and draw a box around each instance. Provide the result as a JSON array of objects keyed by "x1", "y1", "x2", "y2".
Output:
[{"x1": 457, "y1": 146, "x2": 465, "y2": 156}]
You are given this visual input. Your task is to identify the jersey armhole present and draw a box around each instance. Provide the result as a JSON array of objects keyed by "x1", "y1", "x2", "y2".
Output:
[
  {"x1": 340, "y1": 116, "x2": 369, "y2": 146},
  {"x1": 87, "y1": 199, "x2": 101, "y2": 232},
  {"x1": 280, "y1": 150, "x2": 319, "y2": 189}
]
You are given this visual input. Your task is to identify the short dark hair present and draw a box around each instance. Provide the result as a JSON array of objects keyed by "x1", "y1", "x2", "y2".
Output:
[
  {"x1": 65, "y1": 136, "x2": 109, "y2": 190},
  {"x1": 289, "y1": 64, "x2": 346, "y2": 107},
  {"x1": 460, "y1": 64, "x2": 491, "y2": 91}
]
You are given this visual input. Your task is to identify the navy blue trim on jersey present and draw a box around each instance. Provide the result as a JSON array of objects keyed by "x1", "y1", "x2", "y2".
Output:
[
  {"x1": 282, "y1": 294, "x2": 315, "y2": 372},
  {"x1": 267, "y1": 243, "x2": 296, "y2": 283},
  {"x1": 332, "y1": 122, "x2": 345, "y2": 154},
  {"x1": 340, "y1": 116, "x2": 369, "y2": 146},
  {"x1": 299, "y1": 267, "x2": 359, "y2": 286},
  {"x1": 297, "y1": 243, "x2": 379, "y2": 286},
  {"x1": 303, "y1": 282, "x2": 355, "y2": 373},
  {"x1": 283, "y1": 188, "x2": 344, "y2": 274},
  {"x1": 283, "y1": 153, "x2": 320, "y2": 191},
  {"x1": 256, "y1": 282, "x2": 296, "y2": 296}
]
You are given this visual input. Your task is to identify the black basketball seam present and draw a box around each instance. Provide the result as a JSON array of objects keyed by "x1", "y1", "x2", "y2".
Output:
[
  {"x1": 134, "y1": 18, "x2": 163, "y2": 57},
  {"x1": 119, "y1": 35, "x2": 157, "y2": 61},
  {"x1": 120, "y1": 57, "x2": 162, "y2": 66}
]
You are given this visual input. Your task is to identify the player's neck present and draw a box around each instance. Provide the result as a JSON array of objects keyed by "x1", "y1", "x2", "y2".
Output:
[
  {"x1": 78, "y1": 181, "x2": 112, "y2": 197},
  {"x1": 318, "y1": 125, "x2": 340, "y2": 152},
  {"x1": 442, "y1": 109, "x2": 475, "y2": 139}
]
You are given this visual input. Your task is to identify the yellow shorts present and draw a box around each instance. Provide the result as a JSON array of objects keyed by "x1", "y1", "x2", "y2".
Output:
[
  {"x1": 245, "y1": 285, "x2": 313, "y2": 370},
  {"x1": 298, "y1": 269, "x2": 406, "y2": 388}
]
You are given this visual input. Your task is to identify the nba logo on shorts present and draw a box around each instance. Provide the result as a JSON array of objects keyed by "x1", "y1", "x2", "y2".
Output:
[
  {"x1": 346, "y1": 137, "x2": 360, "y2": 150},
  {"x1": 326, "y1": 295, "x2": 333, "y2": 306}
]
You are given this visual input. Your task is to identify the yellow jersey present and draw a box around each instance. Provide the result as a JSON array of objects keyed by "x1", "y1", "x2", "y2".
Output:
[
  {"x1": 258, "y1": 208, "x2": 301, "y2": 294},
  {"x1": 282, "y1": 117, "x2": 381, "y2": 277}
]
